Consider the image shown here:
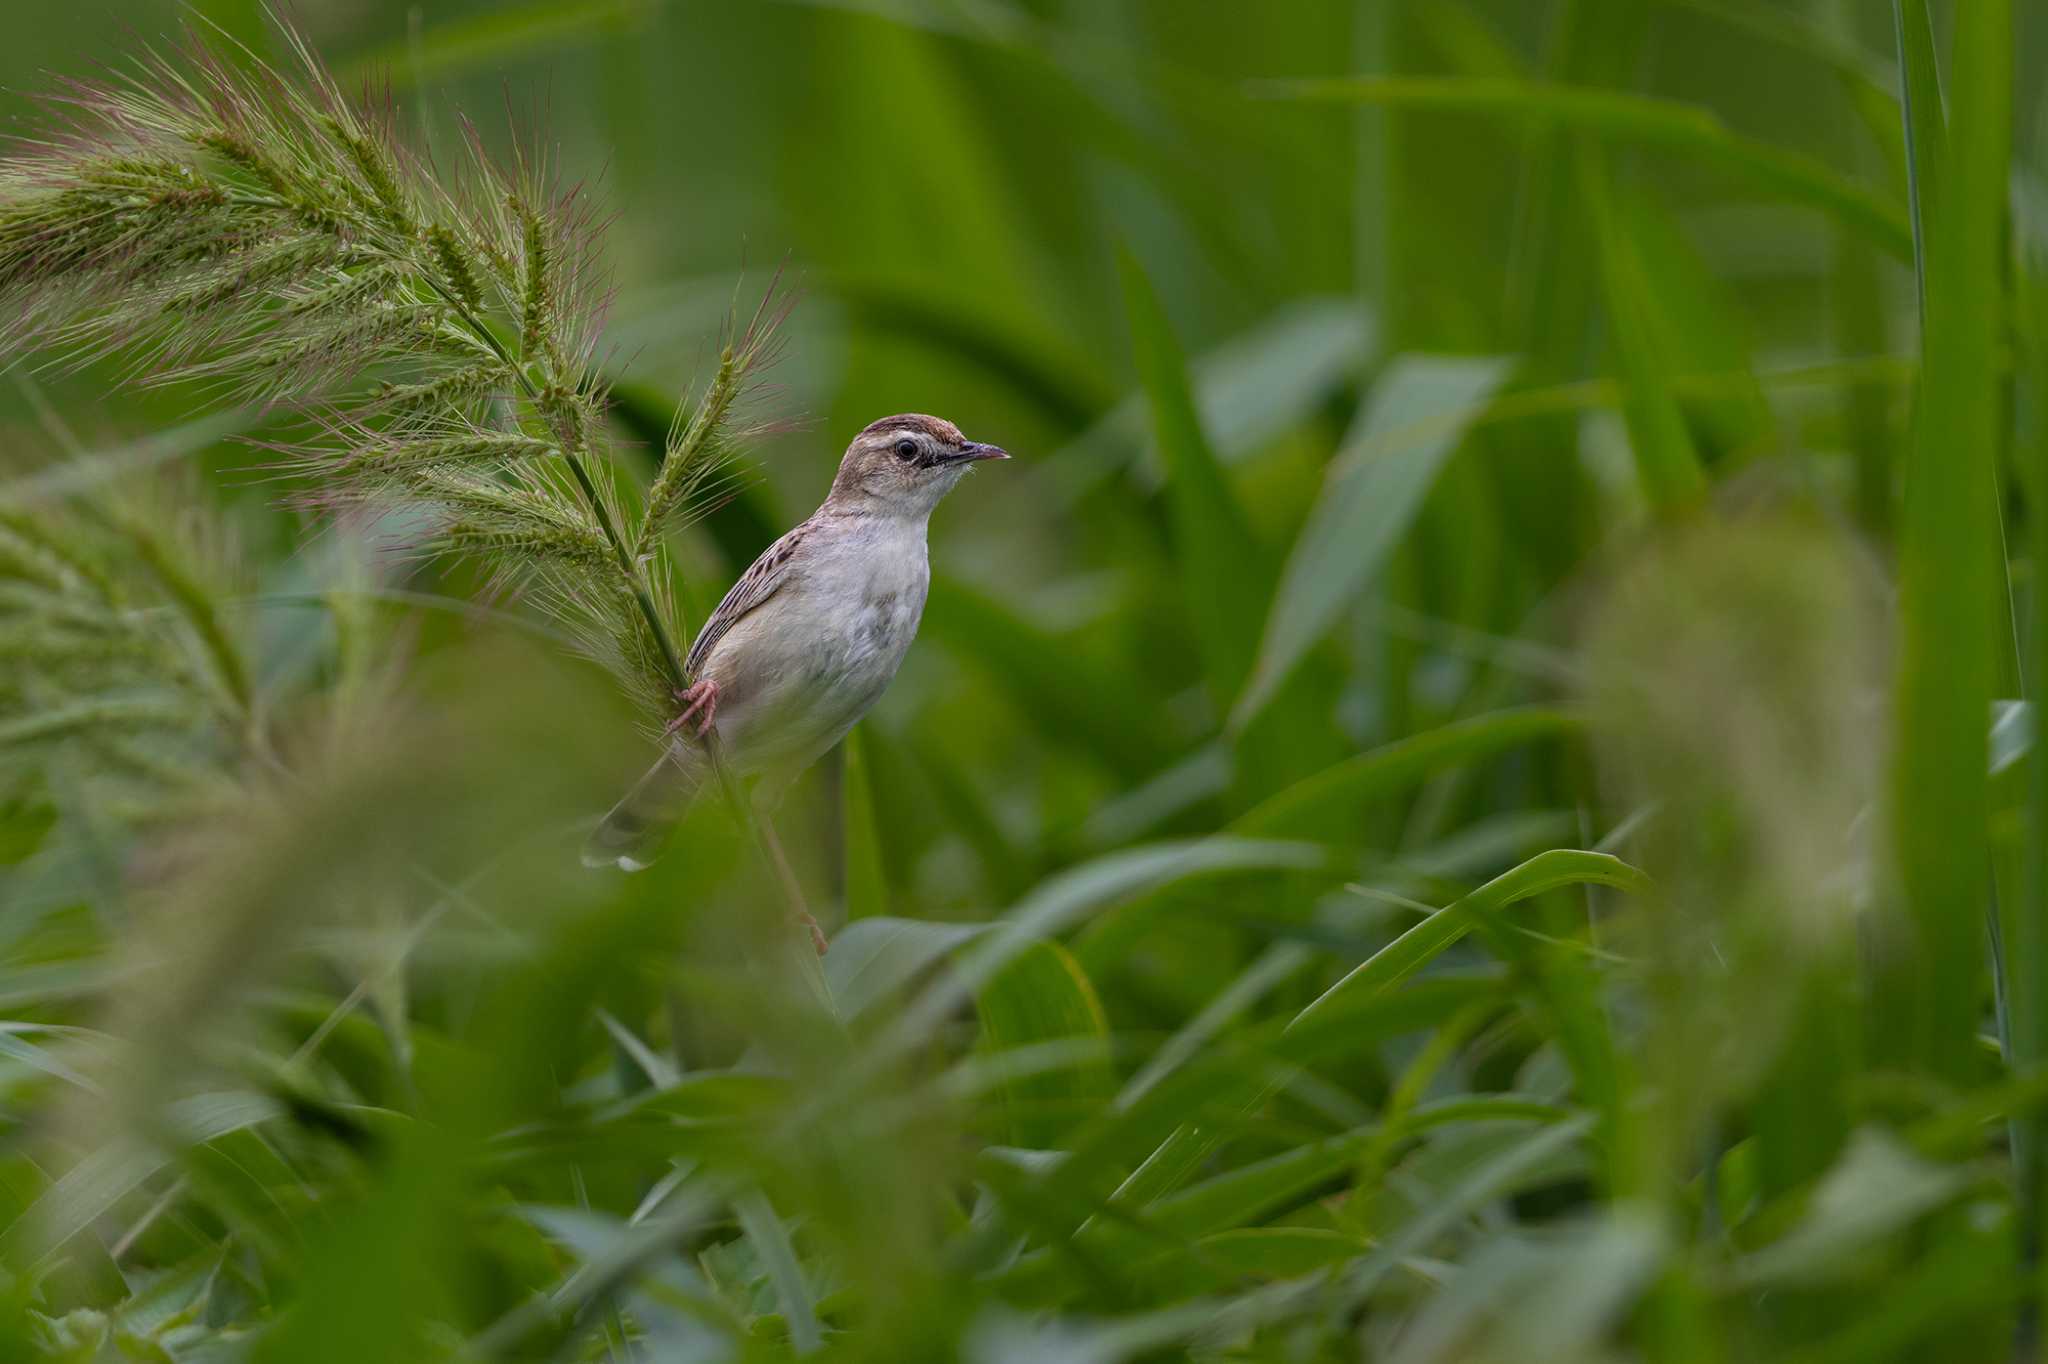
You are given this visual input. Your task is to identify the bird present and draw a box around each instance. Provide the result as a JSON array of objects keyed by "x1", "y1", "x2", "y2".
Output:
[{"x1": 582, "y1": 413, "x2": 1008, "y2": 885}]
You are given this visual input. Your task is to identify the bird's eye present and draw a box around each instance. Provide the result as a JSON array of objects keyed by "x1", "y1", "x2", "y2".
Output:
[{"x1": 893, "y1": 438, "x2": 917, "y2": 460}]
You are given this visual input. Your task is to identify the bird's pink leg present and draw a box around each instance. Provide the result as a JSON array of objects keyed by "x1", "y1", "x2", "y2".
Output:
[{"x1": 665, "y1": 678, "x2": 720, "y2": 738}]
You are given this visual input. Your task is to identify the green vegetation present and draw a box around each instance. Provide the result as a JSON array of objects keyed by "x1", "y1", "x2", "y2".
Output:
[{"x1": 0, "y1": 2, "x2": 2042, "y2": 1359}]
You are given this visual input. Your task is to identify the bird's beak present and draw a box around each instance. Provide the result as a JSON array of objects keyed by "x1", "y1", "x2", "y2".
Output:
[{"x1": 956, "y1": 440, "x2": 1010, "y2": 462}]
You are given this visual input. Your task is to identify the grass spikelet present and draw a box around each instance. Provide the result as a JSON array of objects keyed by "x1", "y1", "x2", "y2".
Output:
[
  {"x1": 350, "y1": 429, "x2": 556, "y2": 474},
  {"x1": 366, "y1": 363, "x2": 508, "y2": 423},
  {"x1": 635, "y1": 272, "x2": 796, "y2": 556},
  {"x1": 240, "y1": 305, "x2": 439, "y2": 395},
  {"x1": 440, "y1": 519, "x2": 612, "y2": 570},
  {"x1": 516, "y1": 195, "x2": 552, "y2": 361},
  {"x1": 281, "y1": 261, "x2": 409, "y2": 321},
  {"x1": 426, "y1": 223, "x2": 484, "y2": 313},
  {"x1": 321, "y1": 113, "x2": 413, "y2": 234},
  {"x1": 160, "y1": 235, "x2": 336, "y2": 317},
  {"x1": 0, "y1": 472, "x2": 258, "y2": 826},
  {"x1": 191, "y1": 128, "x2": 293, "y2": 200},
  {"x1": 112, "y1": 508, "x2": 252, "y2": 722}
]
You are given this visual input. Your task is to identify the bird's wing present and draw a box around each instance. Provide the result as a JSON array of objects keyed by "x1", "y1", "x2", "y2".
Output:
[
  {"x1": 684, "y1": 519, "x2": 813, "y2": 678},
  {"x1": 582, "y1": 741, "x2": 705, "y2": 870}
]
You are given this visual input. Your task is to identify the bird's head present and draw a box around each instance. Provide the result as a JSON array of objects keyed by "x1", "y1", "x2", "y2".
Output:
[{"x1": 829, "y1": 413, "x2": 1009, "y2": 515}]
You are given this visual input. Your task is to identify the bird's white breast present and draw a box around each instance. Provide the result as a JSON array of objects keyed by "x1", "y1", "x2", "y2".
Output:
[{"x1": 706, "y1": 514, "x2": 930, "y2": 779}]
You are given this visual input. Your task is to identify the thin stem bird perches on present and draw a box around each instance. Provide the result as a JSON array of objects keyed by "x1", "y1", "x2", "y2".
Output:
[{"x1": 0, "y1": 23, "x2": 815, "y2": 950}]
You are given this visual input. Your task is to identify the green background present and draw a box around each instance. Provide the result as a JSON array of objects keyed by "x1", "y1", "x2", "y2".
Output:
[{"x1": 3, "y1": 1, "x2": 2048, "y2": 1360}]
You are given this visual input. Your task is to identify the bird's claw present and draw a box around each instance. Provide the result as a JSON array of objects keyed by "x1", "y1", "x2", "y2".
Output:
[
  {"x1": 797, "y1": 911, "x2": 828, "y2": 956},
  {"x1": 664, "y1": 679, "x2": 720, "y2": 739}
]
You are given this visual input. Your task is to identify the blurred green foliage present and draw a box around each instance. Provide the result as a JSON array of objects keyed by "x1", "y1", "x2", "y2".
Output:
[{"x1": 2, "y1": 0, "x2": 2048, "y2": 1360}]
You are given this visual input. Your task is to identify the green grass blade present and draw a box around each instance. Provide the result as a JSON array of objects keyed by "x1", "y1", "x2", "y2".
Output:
[
  {"x1": 1584, "y1": 156, "x2": 1709, "y2": 508},
  {"x1": 3, "y1": 1091, "x2": 282, "y2": 1266},
  {"x1": 890, "y1": 838, "x2": 1327, "y2": 1055},
  {"x1": 1193, "y1": 1227, "x2": 1364, "y2": 1280},
  {"x1": 824, "y1": 917, "x2": 985, "y2": 1023},
  {"x1": 2020, "y1": 161, "x2": 2048, "y2": 1342},
  {"x1": 1617, "y1": 185, "x2": 1773, "y2": 458},
  {"x1": 991, "y1": 980, "x2": 1498, "y2": 1283},
  {"x1": 1832, "y1": 224, "x2": 1897, "y2": 536},
  {"x1": 1038, "y1": 299, "x2": 1375, "y2": 509},
  {"x1": 992, "y1": 1127, "x2": 1381, "y2": 1300},
  {"x1": 1892, "y1": 0, "x2": 1946, "y2": 321},
  {"x1": 1234, "y1": 706, "x2": 1584, "y2": 841},
  {"x1": 840, "y1": 725, "x2": 889, "y2": 922},
  {"x1": 1117, "y1": 246, "x2": 1271, "y2": 704},
  {"x1": 1337, "y1": 1113, "x2": 1597, "y2": 1301},
  {"x1": 0, "y1": 1027, "x2": 101, "y2": 1095},
  {"x1": 1234, "y1": 355, "x2": 1511, "y2": 727},
  {"x1": 1146, "y1": 1128, "x2": 1371, "y2": 1242},
  {"x1": 839, "y1": 840, "x2": 1334, "y2": 1161},
  {"x1": 1776, "y1": 1226, "x2": 2014, "y2": 1363},
  {"x1": 1263, "y1": 77, "x2": 1913, "y2": 261},
  {"x1": 1731, "y1": 1129, "x2": 1972, "y2": 1288},
  {"x1": 1115, "y1": 942, "x2": 1310, "y2": 1106},
  {"x1": 1288, "y1": 850, "x2": 1652, "y2": 1035},
  {"x1": 975, "y1": 940, "x2": 1114, "y2": 1149},
  {"x1": 1882, "y1": 0, "x2": 2010, "y2": 1082},
  {"x1": 734, "y1": 1189, "x2": 822, "y2": 1354}
]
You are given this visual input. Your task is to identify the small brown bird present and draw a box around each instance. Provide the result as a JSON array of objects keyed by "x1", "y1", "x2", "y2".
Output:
[{"x1": 583, "y1": 414, "x2": 1008, "y2": 872}]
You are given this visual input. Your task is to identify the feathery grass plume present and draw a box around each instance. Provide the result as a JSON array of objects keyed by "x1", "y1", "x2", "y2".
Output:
[
  {"x1": 635, "y1": 274, "x2": 796, "y2": 560},
  {"x1": 1584, "y1": 501, "x2": 1885, "y2": 1159},
  {"x1": 0, "y1": 20, "x2": 787, "y2": 724},
  {"x1": 0, "y1": 473, "x2": 251, "y2": 824}
]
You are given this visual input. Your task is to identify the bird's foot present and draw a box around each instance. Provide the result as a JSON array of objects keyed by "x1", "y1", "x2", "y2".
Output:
[
  {"x1": 797, "y1": 910, "x2": 828, "y2": 956},
  {"x1": 664, "y1": 679, "x2": 720, "y2": 739}
]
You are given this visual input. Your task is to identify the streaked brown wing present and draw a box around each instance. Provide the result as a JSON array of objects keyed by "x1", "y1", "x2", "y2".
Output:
[{"x1": 683, "y1": 520, "x2": 811, "y2": 679}]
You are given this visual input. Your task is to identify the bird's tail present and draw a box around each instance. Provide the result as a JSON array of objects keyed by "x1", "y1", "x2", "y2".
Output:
[{"x1": 582, "y1": 745, "x2": 705, "y2": 871}]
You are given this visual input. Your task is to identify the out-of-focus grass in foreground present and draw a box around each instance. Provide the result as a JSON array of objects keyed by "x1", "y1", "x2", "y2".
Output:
[{"x1": 0, "y1": 1, "x2": 2045, "y2": 1360}]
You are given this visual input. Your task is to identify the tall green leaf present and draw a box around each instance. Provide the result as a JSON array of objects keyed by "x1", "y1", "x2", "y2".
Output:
[
  {"x1": 1892, "y1": 0, "x2": 1947, "y2": 312},
  {"x1": 825, "y1": 917, "x2": 986, "y2": 1023},
  {"x1": 872, "y1": 837, "x2": 1326, "y2": 1070},
  {"x1": 975, "y1": 940, "x2": 1114, "y2": 1149},
  {"x1": 735, "y1": 1190, "x2": 822, "y2": 1354},
  {"x1": 1289, "y1": 850, "x2": 1652, "y2": 1034},
  {"x1": 841, "y1": 724, "x2": 889, "y2": 921},
  {"x1": 1882, "y1": 0, "x2": 2010, "y2": 1082},
  {"x1": 1117, "y1": 246, "x2": 1271, "y2": 703},
  {"x1": 1619, "y1": 185, "x2": 1773, "y2": 458},
  {"x1": 2019, "y1": 163, "x2": 2048, "y2": 1345},
  {"x1": 1038, "y1": 299, "x2": 1375, "y2": 508},
  {"x1": 2, "y1": 1091, "x2": 282, "y2": 1266},
  {"x1": 1234, "y1": 355, "x2": 1511, "y2": 727},
  {"x1": 1585, "y1": 156, "x2": 1708, "y2": 509}
]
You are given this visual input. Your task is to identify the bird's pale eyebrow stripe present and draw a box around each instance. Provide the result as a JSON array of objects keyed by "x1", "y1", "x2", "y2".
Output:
[{"x1": 859, "y1": 414, "x2": 962, "y2": 443}]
